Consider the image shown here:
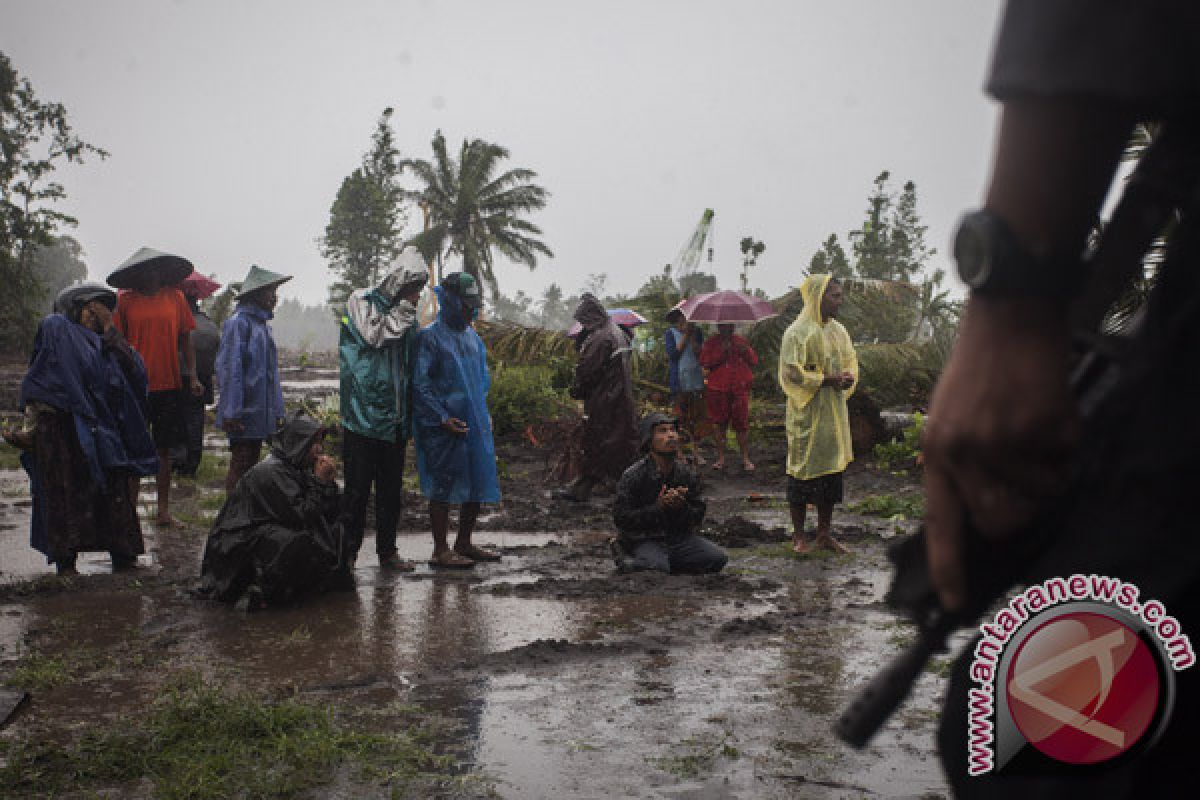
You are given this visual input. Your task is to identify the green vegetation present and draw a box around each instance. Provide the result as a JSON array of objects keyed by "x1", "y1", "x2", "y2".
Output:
[
  {"x1": 646, "y1": 732, "x2": 740, "y2": 780},
  {"x1": 191, "y1": 451, "x2": 231, "y2": 486},
  {"x1": 4, "y1": 650, "x2": 72, "y2": 691},
  {"x1": 321, "y1": 108, "x2": 409, "y2": 310},
  {"x1": 0, "y1": 672, "x2": 457, "y2": 799},
  {"x1": 0, "y1": 442, "x2": 23, "y2": 470},
  {"x1": 487, "y1": 364, "x2": 570, "y2": 436},
  {"x1": 850, "y1": 493, "x2": 924, "y2": 519},
  {"x1": 872, "y1": 412, "x2": 924, "y2": 470},
  {"x1": 405, "y1": 130, "x2": 552, "y2": 301},
  {"x1": 1, "y1": 51, "x2": 108, "y2": 350}
]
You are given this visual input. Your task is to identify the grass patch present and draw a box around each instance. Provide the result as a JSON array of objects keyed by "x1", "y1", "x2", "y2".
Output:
[
  {"x1": 4, "y1": 651, "x2": 73, "y2": 691},
  {"x1": 926, "y1": 656, "x2": 954, "y2": 678},
  {"x1": 646, "y1": 732, "x2": 740, "y2": 780},
  {"x1": 850, "y1": 493, "x2": 924, "y2": 519},
  {"x1": 0, "y1": 443, "x2": 23, "y2": 470},
  {"x1": 198, "y1": 490, "x2": 227, "y2": 511},
  {"x1": 0, "y1": 672, "x2": 457, "y2": 799},
  {"x1": 192, "y1": 452, "x2": 230, "y2": 486}
]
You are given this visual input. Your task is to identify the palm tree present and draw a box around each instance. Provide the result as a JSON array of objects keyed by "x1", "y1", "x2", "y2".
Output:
[{"x1": 403, "y1": 131, "x2": 553, "y2": 301}]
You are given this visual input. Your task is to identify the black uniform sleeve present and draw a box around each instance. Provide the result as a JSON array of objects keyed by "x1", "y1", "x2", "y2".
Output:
[{"x1": 987, "y1": 0, "x2": 1200, "y2": 112}]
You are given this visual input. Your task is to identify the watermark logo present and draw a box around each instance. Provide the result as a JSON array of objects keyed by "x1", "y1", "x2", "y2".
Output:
[{"x1": 966, "y1": 575, "x2": 1193, "y2": 776}]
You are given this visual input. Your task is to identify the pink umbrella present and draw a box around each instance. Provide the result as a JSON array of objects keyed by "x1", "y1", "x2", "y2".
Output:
[
  {"x1": 180, "y1": 270, "x2": 222, "y2": 300},
  {"x1": 566, "y1": 307, "x2": 648, "y2": 338},
  {"x1": 673, "y1": 290, "x2": 777, "y2": 323}
]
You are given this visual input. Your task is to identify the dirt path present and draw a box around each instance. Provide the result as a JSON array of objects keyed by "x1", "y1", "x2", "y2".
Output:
[{"x1": 0, "y1": 355, "x2": 945, "y2": 798}]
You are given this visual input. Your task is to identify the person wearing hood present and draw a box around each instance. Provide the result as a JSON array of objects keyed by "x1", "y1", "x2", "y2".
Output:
[
  {"x1": 778, "y1": 274, "x2": 857, "y2": 554},
  {"x1": 610, "y1": 413, "x2": 727, "y2": 574},
  {"x1": 111, "y1": 250, "x2": 202, "y2": 528},
  {"x1": 699, "y1": 322, "x2": 759, "y2": 472},
  {"x1": 215, "y1": 265, "x2": 291, "y2": 492},
  {"x1": 199, "y1": 410, "x2": 343, "y2": 610},
  {"x1": 558, "y1": 293, "x2": 639, "y2": 502},
  {"x1": 176, "y1": 276, "x2": 222, "y2": 477},
  {"x1": 338, "y1": 252, "x2": 429, "y2": 571},
  {"x1": 411, "y1": 272, "x2": 502, "y2": 568},
  {"x1": 3, "y1": 283, "x2": 159, "y2": 574}
]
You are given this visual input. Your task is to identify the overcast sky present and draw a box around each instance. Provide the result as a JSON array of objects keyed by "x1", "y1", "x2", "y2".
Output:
[{"x1": 4, "y1": 0, "x2": 1005, "y2": 306}]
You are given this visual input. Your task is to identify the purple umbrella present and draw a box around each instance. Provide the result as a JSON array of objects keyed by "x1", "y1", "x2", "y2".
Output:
[
  {"x1": 566, "y1": 307, "x2": 648, "y2": 338},
  {"x1": 673, "y1": 290, "x2": 777, "y2": 323}
]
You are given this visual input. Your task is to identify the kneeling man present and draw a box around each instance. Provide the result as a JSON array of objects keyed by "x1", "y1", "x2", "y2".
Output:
[
  {"x1": 200, "y1": 410, "x2": 344, "y2": 609},
  {"x1": 611, "y1": 413, "x2": 727, "y2": 574}
]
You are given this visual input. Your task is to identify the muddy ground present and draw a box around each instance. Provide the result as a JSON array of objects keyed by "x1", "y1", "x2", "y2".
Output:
[{"x1": 0, "y1": 358, "x2": 949, "y2": 799}]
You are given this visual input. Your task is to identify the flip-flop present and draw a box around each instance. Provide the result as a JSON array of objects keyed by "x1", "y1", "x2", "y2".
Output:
[
  {"x1": 711, "y1": 462, "x2": 724, "y2": 472},
  {"x1": 428, "y1": 552, "x2": 475, "y2": 569},
  {"x1": 455, "y1": 544, "x2": 502, "y2": 562}
]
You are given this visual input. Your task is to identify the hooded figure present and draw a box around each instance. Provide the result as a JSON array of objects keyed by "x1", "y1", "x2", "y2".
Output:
[
  {"x1": 199, "y1": 410, "x2": 343, "y2": 608},
  {"x1": 609, "y1": 412, "x2": 726, "y2": 574},
  {"x1": 338, "y1": 252, "x2": 429, "y2": 569},
  {"x1": 10, "y1": 282, "x2": 158, "y2": 574},
  {"x1": 411, "y1": 272, "x2": 502, "y2": 568},
  {"x1": 778, "y1": 273, "x2": 857, "y2": 553},
  {"x1": 560, "y1": 293, "x2": 638, "y2": 502}
]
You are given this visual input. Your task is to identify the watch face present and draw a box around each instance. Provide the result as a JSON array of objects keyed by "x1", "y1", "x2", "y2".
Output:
[{"x1": 954, "y1": 217, "x2": 991, "y2": 287}]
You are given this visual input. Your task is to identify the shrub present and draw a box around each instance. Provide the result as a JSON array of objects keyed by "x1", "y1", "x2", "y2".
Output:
[
  {"x1": 873, "y1": 411, "x2": 924, "y2": 470},
  {"x1": 488, "y1": 364, "x2": 571, "y2": 436}
]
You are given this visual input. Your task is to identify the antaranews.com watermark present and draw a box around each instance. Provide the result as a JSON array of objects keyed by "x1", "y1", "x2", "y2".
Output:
[{"x1": 966, "y1": 574, "x2": 1194, "y2": 776}]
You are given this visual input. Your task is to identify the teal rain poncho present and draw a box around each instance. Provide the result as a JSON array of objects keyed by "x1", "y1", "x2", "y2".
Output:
[
  {"x1": 411, "y1": 286, "x2": 501, "y2": 504},
  {"x1": 778, "y1": 274, "x2": 859, "y2": 480},
  {"x1": 338, "y1": 259, "x2": 427, "y2": 442}
]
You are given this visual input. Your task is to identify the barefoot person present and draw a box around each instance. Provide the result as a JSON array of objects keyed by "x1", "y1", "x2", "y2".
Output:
[
  {"x1": 778, "y1": 274, "x2": 856, "y2": 554},
  {"x1": 109, "y1": 247, "x2": 202, "y2": 528},
  {"x1": 215, "y1": 265, "x2": 290, "y2": 492},
  {"x1": 338, "y1": 253, "x2": 427, "y2": 571},
  {"x1": 411, "y1": 272, "x2": 501, "y2": 568},
  {"x1": 5, "y1": 283, "x2": 158, "y2": 574},
  {"x1": 610, "y1": 413, "x2": 727, "y2": 574},
  {"x1": 699, "y1": 322, "x2": 758, "y2": 472}
]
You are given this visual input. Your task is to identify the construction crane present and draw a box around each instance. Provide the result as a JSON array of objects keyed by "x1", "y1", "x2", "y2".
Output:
[{"x1": 670, "y1": 209, "x2": 715, "y2": 288}]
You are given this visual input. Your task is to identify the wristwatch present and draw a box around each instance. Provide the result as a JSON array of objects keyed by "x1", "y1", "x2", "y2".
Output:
[{"x1": 953, "y1": 209, "x2": 1080, "y2": 298}]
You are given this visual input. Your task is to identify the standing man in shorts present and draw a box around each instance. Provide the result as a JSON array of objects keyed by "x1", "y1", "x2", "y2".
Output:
[
  {"x1": 215, "y1": 265, "x2": 291, "y2": 492},
  {"x1": 111, "y1": 248, "x2": 202, "y2": 528},
  {"x1": 699, "y1": 323, "x2": 758, "y2": 473},
  {"x1": 778, "y1": 274, "x2": 856, "y2": 553}
]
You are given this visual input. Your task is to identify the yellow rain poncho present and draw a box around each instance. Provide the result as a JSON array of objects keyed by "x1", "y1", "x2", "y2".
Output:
[{"x1": 778, "y1": 274, "x2": 858, "y2": 480}]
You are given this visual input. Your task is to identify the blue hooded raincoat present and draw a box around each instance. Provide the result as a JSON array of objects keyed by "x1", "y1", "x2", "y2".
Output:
[
  {"x1": 215, "y1": 302, "x2": 285, "y2": 441},
  {"x1": 411, "y1": 287, "x2": 501, "y2": 504},
  {"x1": 18, "y1": 314, "x2": 159, "y2": 556}
]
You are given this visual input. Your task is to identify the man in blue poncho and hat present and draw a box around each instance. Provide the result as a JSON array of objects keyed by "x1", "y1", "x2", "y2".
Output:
[
  {"x1": 411, "y1": 272, "x2": 502, "y2": 568},
  {"x1": 338, "y1": 250, "x2": 428, "y2": 571},
  {"x1": 215, "y1": 265, "x2": 291, "y2": 491},
  {"x1": 3, "y1": 282, "x2": 159, "y2": 574}
]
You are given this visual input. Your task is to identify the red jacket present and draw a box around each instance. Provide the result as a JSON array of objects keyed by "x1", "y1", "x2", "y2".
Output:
[{"x1": 699, "y1": 334, "x2": 757, "y2": 393}]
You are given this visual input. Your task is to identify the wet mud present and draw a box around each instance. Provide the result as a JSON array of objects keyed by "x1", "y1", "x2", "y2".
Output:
[{"x1": 0, "y1": 364, "x2": 946, "y2": 798}]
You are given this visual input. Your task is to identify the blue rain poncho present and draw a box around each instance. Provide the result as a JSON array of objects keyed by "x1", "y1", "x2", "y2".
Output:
[
  {"x1": 19, "y1": 314, "x2": 159, "y2": 486},
  {"x1": 411, "y1": 287, "x2": 501, "y2": 504},
  {"x1": 215, "y1": 302, "x2": 285, "y2": 441}
]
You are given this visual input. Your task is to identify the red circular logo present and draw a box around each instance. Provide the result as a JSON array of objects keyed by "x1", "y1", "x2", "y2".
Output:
[{"x1": 1006, "y1": 611, "x2": 1160, "y2": 765}]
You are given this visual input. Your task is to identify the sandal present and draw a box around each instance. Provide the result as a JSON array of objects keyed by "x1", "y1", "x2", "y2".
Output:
[
  {"x1": 379, "y1": 553, "x2": 416, "y2": 572},
  {"x1": 454, "y1": 544, "x2": 502, "y2": 562},
  {"x1": 428, "y1": 550, "x2": 475, "y2": 569}
]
